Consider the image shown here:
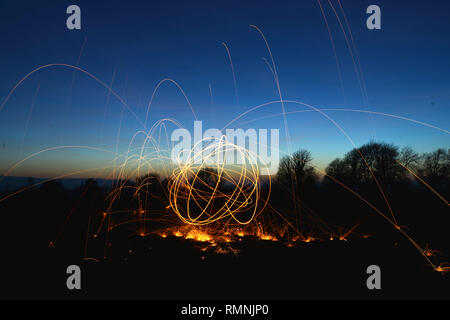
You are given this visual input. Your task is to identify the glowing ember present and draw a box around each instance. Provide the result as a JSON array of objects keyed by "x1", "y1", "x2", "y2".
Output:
[{"x1": 185, "y1": 229, "x2": 212, "y2": 242}]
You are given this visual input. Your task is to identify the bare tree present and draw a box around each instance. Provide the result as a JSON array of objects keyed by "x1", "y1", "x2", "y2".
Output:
[
  {"x1": 420, "y1": 148, "x2": 449, "y2": 181},
  {"x1": 277, "y1": 149, "x2": 315, "y2": 190},
  {"x1": 399, "y1": 146, "x2": 419, "y2": 169},
  {"x1": 326, "y1": 142, "x2": 401, "y2": 186}
]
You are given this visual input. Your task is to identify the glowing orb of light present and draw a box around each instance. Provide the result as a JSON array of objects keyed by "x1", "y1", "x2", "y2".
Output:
[{"x1": 168, "y1": 137, "x2": 270, "y2": 226}]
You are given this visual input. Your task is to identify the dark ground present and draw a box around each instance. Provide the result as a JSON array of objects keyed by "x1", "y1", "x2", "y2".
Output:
[
  {"x1": 1, "y1": 233, "x2": 449, "y2": 300},
  {"x1": 0, "y1": 172, "x2": 449, "y2": 300}
]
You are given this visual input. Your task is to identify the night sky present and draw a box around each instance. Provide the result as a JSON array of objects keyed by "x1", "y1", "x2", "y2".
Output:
[{"x1": 0, "y1": 0, "x2": 449, "y2": 178}]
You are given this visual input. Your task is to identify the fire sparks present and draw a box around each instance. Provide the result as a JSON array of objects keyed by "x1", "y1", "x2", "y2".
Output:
[
  {"x1": 424, "y1": 244, "x2": 440, "y2": 257},
  {"x1": 153, "y1": 225, "x2": 335, "y2": 249},
  {"x1": 435, "y1": 264, "x2": 450, "y2": 274},
  {"x1": 185, "y1": 229, "x2": 212, "y2": 242}
]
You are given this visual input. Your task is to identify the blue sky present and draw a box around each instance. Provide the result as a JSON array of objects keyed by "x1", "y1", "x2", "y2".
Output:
[{"x1": 0, "y1": 0, "x2": 449, "y2": 178}]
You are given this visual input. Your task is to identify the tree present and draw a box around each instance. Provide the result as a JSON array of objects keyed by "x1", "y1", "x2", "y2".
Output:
[
  {"x1": 277, "y1": 149, "x2": 315, "y2": 189},
  {"x1": 326, "y1": 142, "x2": 402, "y2": 186},
  {"x1": 419, "y1": 148, "x2": 449, "y2": 184},
  {"x1": 399, "y1": 146, "x2": 419, "y2": 169},
  {"x1": 325, "y1": 158, "x2": 350, "y2": 184}
]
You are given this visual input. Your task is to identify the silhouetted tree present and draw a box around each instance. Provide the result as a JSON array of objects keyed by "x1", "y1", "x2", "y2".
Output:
[
  {"x1": 277, "y1": 149, "x2": 315, "y2": 189},
  {"x1": 399, "y1": 146, "x2": 419, "y2": 169},
  {"x1": 326, "y1": 142, "x2": 402, "y2": 187},
  {"x1": 274, "y1": 149, "x2": 317, "y2": 229},
  {"x1": 418, "y1": 148, "x2": 450, "y2": 186}
]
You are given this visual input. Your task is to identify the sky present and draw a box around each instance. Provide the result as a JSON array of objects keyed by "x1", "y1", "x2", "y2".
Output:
[{"x1": 0, "y1": 0, "x2": 449, "y2": 178}]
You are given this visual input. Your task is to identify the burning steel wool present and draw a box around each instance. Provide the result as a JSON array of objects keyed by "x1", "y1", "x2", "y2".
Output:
[{"x1": 168, "y1": 137, "x2": 269, "y2": 226}]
